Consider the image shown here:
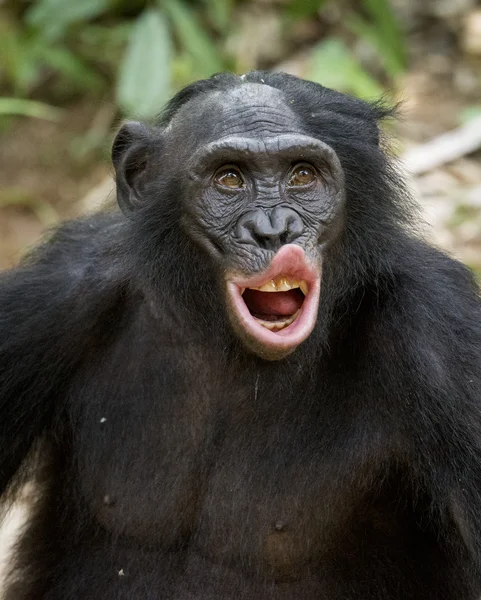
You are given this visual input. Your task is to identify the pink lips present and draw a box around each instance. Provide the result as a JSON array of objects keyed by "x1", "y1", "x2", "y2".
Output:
[{"x1": 226, "y1": 244, "x2": 321, "y2": 355}]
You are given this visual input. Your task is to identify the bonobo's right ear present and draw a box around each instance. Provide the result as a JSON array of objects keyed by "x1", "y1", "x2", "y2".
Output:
[{"x1": 112, "y1": 121, "x2": 155, "y2": 215}]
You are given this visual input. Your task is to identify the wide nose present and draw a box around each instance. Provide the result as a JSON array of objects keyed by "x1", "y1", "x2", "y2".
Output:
[{"x1": 236, "y1": 207, "x2": 304, "y2": 251}]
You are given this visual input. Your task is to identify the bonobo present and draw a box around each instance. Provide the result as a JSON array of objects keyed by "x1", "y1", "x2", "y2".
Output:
[{"x1": 1, "y1": 71, "x2": 481, "y2": 600}]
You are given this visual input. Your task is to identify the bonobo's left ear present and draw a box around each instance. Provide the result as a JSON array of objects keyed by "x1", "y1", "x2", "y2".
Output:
[{"x1": 112, "y1": 121, "x2": 155, "y2": 215}]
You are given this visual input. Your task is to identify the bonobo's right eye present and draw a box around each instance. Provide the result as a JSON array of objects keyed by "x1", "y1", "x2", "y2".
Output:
[{"x1": 214, "y1": 166, "x2": 244, "y2": 189}]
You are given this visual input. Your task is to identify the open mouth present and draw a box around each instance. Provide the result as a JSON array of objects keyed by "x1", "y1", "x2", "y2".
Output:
[
  {"x1": 226, "y1": 244, "x2": 321, "y2": 356},
  {"x1": 241, "y1": 278, "x2": 307, "y2": 331}
]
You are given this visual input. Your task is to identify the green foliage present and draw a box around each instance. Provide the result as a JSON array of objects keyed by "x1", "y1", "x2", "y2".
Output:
[
  {"x1": 308, "y1": 38, "x2": 384, "y2": 100},
  {"x1": 346, "y1": 2, "x2": 406, "y2": 78},
  {"x1": 36, "y1": 44, "x2": 105, "y2": 92},
  {"x1": 25, "y1": 0, "x2": 112, "y2": 40},
  {"x1": 0, "y1": 22, "x2": 38, "y2": 96},
  {"x1": 162, "y1": 0, "x2": 223, "y2": 78},
  {"x1": 362, "y1": 0, "x2": 406, "y2": 73},
  {"x1": 0, "y1": 0, "x2": 406, "y2": 122},
  {"x1": 204, "y1": 0, "x2": 234, "y2": 33},
  {"x1": 117, "y1": 8, "x2": 172, "y2": 118},
  {"x1": 0, "y1": 16, "x2": 105, "y2": 98},
  {"x1": 0, "y1": 98, "x2": 62, "y2": 120},
  {"x1": 285, "y1": 0, "x2": 327, "y2": 20},
  {"x1": 1, "y1": 0, "x2": 227, "y2": 118}
]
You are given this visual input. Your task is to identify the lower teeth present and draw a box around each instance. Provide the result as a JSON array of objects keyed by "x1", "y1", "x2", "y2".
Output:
[{"x1": 254, "y1": 310, "x2": 299, "y2": 331}]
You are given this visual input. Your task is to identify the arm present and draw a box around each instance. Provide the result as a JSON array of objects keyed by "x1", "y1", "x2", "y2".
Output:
[
  {"x1": 0, "y1": 218, "x2": 123, "y2": 497},
  {"x1": 399, "y1": 255, "x2": 481, "y2": 575}
]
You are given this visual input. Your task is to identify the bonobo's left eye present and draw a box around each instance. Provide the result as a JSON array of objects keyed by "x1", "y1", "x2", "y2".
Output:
[
  {"x1": 287, "y1": 163, "x2": 316, "y2": 187},
  {"x1": 214, "y1": 165, "x2": 244, "y2": 189}
]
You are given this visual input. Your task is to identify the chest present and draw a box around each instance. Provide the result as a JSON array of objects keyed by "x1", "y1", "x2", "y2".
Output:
[{"x1": 66, "y1": 323, "x2": 390, "y2": 576}]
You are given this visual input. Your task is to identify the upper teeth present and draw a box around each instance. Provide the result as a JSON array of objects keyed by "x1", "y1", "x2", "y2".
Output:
[{"x1": 247, "y1": 277, "x2": 308, "y2": 295}]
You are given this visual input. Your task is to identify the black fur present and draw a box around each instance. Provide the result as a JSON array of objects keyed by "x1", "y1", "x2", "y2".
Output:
[{"x1": 1, "y1": 72, "x2": 481, "y2": 599}]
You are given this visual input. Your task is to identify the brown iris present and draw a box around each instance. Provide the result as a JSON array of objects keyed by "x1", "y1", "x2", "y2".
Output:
[
  {"x1": 288, "y1": 163, "x2": 316, "y2": 187},
  {"x1": 214, "y1": 166, "x2": 244, "y2": 189}
]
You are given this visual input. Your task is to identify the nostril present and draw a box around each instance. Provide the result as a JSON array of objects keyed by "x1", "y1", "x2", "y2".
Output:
[
  {"x1": 263, "y1": 237, "x2": 279, "y2": 251},
  {"x1": 279, "y1": 230, "x2": 289, "y2": 246},
  {"x1": 283, "y1": 214, "x2": 303, "y2": 243}
]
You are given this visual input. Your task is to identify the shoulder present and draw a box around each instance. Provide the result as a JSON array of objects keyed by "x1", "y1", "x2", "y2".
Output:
[
  {"x1": 32, "y1": 212, "x2": 124, "y2": 268},
  {"x1": 377, "y1": 239, "x2": 481, "y2": 388},
  {"x1": 21, "y1": 212, "x2": 123, "y2": 274},
  {"x1": 0, "y1": 212, "x2": 129, "y2": 308},
  {"x1": 391, "y1": 240, "x2": 480, "y2": 332}
]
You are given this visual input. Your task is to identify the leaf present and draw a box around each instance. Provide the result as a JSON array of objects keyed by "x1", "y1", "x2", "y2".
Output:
[
  {"x1": 350, "y1": 0, "x2": 406, "y2": 77},
  {"x1": 162, "y1": 0, "x2": 223, "y2": 78},
  {"x1": 0, "y1": 22, "x2": 42, "y2": 95},
  {"x1": 347, "y1": 15, "x2": 404, "y2": 78},
  {"x1": 36, "y1": 45, "x2": 104, "y2": 92},
  {"x1": 116, "y1": 9, "x2": 173, "y2": 119},
  {"x1": 284, "y1": 0, "x2": 327, "y2": 20},
  {"x1": 205, "y1": 0, "x2": 234, "y2": 32},
  {"x1": 0, "y1": 98, "x2": 62, "y2": 121},
  {"x1": 307, "y1": 39, "x2": 384, "y2": 100},
  {"x1": 172, "y1": 51, "x2": 197, "y2": 87},
  {"x1": 363, "y1": 0, "x2": 405, "y2": 55},
  {"x1": 25, "y1": 0, "x2": 112, "y2": 40}
]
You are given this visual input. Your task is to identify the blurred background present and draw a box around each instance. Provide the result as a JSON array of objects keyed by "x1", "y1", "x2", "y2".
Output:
[{"x1": 0, "y1": 0, "x2": 480, "y2": 273}]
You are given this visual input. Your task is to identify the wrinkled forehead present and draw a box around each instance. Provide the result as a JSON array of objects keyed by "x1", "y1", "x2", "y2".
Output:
[{"x1": 169, "y1": 83, "x2": 301, "y2": 145}]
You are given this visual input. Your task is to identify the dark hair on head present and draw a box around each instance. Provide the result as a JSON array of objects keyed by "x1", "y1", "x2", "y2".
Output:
[
  {"x1": 158, "y1": 72, "x2": 242, "y2": 125},
  {"x1": 158, "y1": 70, "x2": 394, "y2": 134}
]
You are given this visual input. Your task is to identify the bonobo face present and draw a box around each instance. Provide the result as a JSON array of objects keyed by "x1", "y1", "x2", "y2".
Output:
[
  {"x1": 113, "y1": 82, "x2": 346, "y2": 360},
  {"x1": 176, "y1": 85, "x2": 346, "y2": 360}
]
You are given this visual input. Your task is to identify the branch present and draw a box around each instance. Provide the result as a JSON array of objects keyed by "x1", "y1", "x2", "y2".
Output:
[{"x1": 402, "y1": 117, "x2": 481, "y2": 176}]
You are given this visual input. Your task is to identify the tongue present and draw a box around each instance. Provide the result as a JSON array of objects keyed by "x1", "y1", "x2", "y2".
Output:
[{"x1": 243, "y1": 289, "x2": 304, "y2": 317}]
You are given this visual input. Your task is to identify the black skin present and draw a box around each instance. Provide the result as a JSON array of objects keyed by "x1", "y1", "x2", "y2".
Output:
[{"x1": 1, "y1": 71, "x2": 481, "y2": 599}]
